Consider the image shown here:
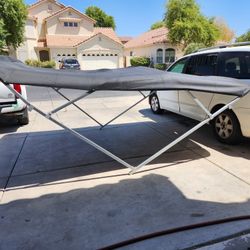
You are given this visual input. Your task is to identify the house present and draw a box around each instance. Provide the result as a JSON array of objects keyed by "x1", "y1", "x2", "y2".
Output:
[
  {"x1": 14, "y1": 0, "x2": 124, "y2": 70},
  {"x1": 124, "y1": 27, "x2": 183, "y2": 66}
]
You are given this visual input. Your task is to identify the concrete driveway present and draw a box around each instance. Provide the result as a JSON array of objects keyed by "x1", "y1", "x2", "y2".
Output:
[{"x1": 0, "y1": 88, "x2": 250, "y2": 250}]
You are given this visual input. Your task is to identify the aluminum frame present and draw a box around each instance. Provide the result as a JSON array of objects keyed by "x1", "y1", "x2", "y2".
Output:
[{"x1": 3, "y1": 82, "x2": 241, "y2": 174}]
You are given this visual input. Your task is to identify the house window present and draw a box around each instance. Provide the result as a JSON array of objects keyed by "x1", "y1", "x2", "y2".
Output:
[
  {"x1": 48, "y1": 4, "x2": 52, "y2": 11},
  {"x1": 156, "y1": 49, "x2": 163, "y2": 63},
  {"x1": 165, "y1": 48, "x2": 175, "y2": 63},
  {"x1": 64, "y1": 22, "x2": 78, "y2": 27},
  {"x1": 130, "y1": 51, "x2": 133, "y2": 56}
]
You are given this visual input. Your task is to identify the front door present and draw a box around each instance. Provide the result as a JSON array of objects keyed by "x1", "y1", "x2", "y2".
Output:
[{"x1": 39, "y1": 50, "x2": 50, "y2": 61}]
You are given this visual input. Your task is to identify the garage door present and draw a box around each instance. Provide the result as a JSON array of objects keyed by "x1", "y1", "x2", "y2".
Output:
[{"x1": 81, "y1": 54, "x2": 119, "y2": 70}]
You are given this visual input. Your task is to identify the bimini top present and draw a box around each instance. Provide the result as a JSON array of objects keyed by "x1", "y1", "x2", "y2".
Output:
[{"x1": 0, "y1": 56, "x2": 249, "y2": 97}]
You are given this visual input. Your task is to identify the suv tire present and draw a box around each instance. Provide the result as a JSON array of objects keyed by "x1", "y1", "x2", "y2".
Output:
[
  {"x1": 149, "y1": 94, "x2": 163, "y2": 114},
  {"x1": 18, "y1": 107, "x2": 29, "y2": 125},
  {"x1": 212, "y1": 109, "x2": 241, "y2": 144}
]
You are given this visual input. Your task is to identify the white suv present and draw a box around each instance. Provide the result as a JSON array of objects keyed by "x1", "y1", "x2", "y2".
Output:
[
  {"x1": 0, "y1": 82, "x2": 29, "y2": 125},
  {"x1": 149, "y1": 45, "x2": 250, "y2": 144}
]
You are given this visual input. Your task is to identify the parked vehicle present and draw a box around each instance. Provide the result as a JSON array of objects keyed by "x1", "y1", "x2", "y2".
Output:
[
  {"x1": 149, "y1": 43, "x2": 250, "y2": 144},
  {"x1": 59, "y1": 58, "x2": 80, "y2": 70},
  {"x1": 0, "y1": 82, "x2": 29, "y2": 125}
]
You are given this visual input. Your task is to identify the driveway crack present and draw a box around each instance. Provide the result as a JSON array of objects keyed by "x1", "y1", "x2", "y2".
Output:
[{"x1": 0, "y1": 134, "x2": 28, "y2": 202}]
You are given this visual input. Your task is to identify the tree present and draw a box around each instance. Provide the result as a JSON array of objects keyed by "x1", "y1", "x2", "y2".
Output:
[
  {"x1": 0, "y1": 0, "x2": 27, "y2": 50},
  {"x1": 150, "y1": 21, "x2": 165, "y2": 30},
  {"x1": 184, "y1": 42, "x2": 205, "y2": 55},
  {"x1": 213, "y1": 17, "x2": 235, "y2": 42},
  {"x1": 165, "y1": 0, "x2": 219, "y2": 49},
  {"x1": 85, "y1": 6, "x2": 116, "y2": 30},
  {"x1": 236, "y1": 30, "x2": 250, "y2": 42}
]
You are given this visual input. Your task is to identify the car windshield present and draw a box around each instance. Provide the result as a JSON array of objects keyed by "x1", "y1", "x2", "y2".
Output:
[{"x1": 65, "y1": 59, "x2": 78, "y2": 64}]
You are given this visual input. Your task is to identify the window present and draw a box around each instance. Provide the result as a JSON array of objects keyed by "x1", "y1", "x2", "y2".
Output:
[
  {"x1": 218, "y1": 52, "x2": 250, "y2": 79},
  {"x1": 48, "y1": 4, "x2": 53, "y2": 11},
  {"x1": 156, "y1": 49, "x2": 163, "y2": 63},
  {"x1": 165, "y1": 48, "x2": 175, "y2": 63},
  {"x1": 57, "y1": 54, "x2": 61, "y2": 57},
  {"x1": 64, "y1": 22, "x2": 78, "y2": 27},
  {"x1": 67, "y1": 54, "x2": 71, "y2": 57},
  {"x1": 130, "y1": 51, "x2": 133, "y2": 56},
  {"x1": 186, "y1": 54, "x2": 218, "y2": 76},
  {"x1": 82, "y1": 54, "x2": 86, "y2": 56},
  {"x1": 168, "y1": 57, "x2": 189, "y2": 73},
  {"x1": 245, "y1": 54, "x2": 250, "y2": 75}
]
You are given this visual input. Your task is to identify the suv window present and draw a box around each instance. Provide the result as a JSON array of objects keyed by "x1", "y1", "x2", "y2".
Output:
[
  {"x1": 185, "y1": 53, "x2": 218, "y2": 76},
  {"x1": 218, "y1": 52, "x2": 250, "y2": 79},
  {"x1": 168, "y1": 57, "x2": 189, "y2": 73}
]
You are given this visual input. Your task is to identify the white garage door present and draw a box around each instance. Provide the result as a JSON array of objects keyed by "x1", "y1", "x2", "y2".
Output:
[{"x1": 81, "y1": 54, "x2": 119, "y2": 70}]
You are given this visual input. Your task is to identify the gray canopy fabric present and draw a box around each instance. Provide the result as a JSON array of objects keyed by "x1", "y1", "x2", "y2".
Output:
[{"x1": 0, "y1": 55, "x2": 250, "y2": 96}]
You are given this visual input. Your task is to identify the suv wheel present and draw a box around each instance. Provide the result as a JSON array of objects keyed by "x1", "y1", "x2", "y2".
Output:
[
  {"x1": 149, "y1": 94, "x2": 162, "y2": 114},
  {"x1": 17, "y1": 107, "x2": 29, "y2": 125},
  {"x1": 212, "y1": 110, "x2": 241, "y2": 144}
]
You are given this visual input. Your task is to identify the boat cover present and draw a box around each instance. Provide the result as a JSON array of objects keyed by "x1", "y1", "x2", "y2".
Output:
[{"x1": 0, "y1": 56, "x2": 249, "y2": 97}]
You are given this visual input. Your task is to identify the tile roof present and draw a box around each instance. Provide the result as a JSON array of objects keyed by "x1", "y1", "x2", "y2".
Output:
[
  {"x1": 46, "y1": 35, "x2": 89, "y2": 47},
  {"x1": 119, "y1": 36, "x2": 133, "y2": 44},
  {"x1": 45, "y1": 6, "x2": 96, "y2": 23},
  {"x1": 125, "y1": 27, "x2": 169, "y2": 49},
  {"x1": 28, "y1": 0, "x2": 65, "y2": 10},
  {"x1": 46, "y1": 28, "x2": 122, "y2": 48},
  {"x1": 93, "y1": 28, "x2": 122, "y2": 44}
]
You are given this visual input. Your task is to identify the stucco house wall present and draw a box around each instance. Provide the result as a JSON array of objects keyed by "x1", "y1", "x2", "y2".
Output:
[
  {"x1": 29, "y1": 1, "x2": 63, "y2": 38},
  {"x1": 46, "y1": 10, "x2": 94, "y2": 36}
]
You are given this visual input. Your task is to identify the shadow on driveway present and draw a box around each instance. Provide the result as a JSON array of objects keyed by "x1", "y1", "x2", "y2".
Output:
[{"x1": 0, "y1": 174, "x2": 250, "y2": 249}]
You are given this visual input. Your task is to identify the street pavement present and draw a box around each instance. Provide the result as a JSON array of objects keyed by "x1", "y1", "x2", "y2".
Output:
[{"x1": 0, "y1": 87, "x2": 250, "y2": 250}]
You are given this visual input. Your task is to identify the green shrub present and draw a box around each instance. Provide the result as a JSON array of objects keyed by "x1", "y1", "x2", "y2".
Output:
[
  {"x1": 25, "y1": 59, "x2": 56, "y2": 68},
  {"x1": 130, "y1": 56, "x2": 150, "y2": 67},
  {"x1": 0, "y1": 50, "x2": 9, "y2": 55},
  {"x1": 154, "y1": 63, "x2": 167, "y2": 70}
]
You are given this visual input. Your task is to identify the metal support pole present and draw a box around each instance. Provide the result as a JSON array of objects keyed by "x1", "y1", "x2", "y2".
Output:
[
  {"x1": 187, "y1": 91, "x2": 213, "y2": 118},
  {"x1": 53, "y1": 88, "x2": 103, "y2": 127},
  {"x1": 100, "y1": 91, "x2": 155, "y2": 129},
  {"x1": 129, "y1": 96, "x2": 240, "y2": 174},
  {"x1": 4, "y1": 84, "x2": 135, "y2": 171},
  {"x1": 3, "y1": 82, "x2": 241, "y2": 175},
  {"x1": 48, "y1": 90, "x2": 94, "y2": 116}
]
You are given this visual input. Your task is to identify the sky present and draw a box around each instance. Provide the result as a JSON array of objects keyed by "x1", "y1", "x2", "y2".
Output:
[{"x1": 25, "y1": 0, "x2": 250, "y2": 38}]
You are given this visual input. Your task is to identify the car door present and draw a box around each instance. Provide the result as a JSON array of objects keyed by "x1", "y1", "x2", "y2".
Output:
[
  {"x1": 158, "y1": 57, "x2": 189, "y2": 112},
  {"x1": 179, "y1": 53, "x2": 218, "y2": 121}
]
